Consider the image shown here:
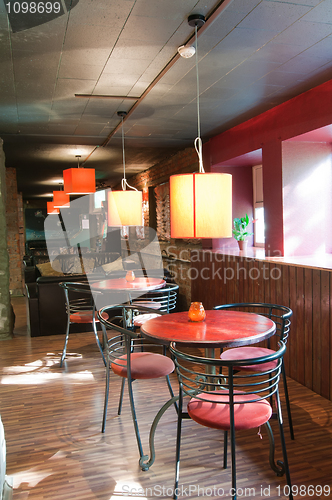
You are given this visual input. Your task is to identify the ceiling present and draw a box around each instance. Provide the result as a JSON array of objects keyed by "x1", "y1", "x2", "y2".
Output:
[{"x1": 2, "y1": 0, "x2": 332, "y2": 200}]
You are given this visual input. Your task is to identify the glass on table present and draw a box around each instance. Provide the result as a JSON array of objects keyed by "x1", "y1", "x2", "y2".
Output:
[
  {"x1": 125, "y1": 270, "x2": 135, "y2": 282},
  {"x1": 188, "y1": 302, "x2": 206, "y2": 322}
]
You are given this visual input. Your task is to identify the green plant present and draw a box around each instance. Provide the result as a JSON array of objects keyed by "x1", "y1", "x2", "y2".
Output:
[{"x1": 232, "y1": 214, "x2": 253, "y2": 241}]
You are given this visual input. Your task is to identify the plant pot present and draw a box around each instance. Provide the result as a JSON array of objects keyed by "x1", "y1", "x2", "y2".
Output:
[{"x1": 237, "y1": 240, "x2": 247, "y2": 251}]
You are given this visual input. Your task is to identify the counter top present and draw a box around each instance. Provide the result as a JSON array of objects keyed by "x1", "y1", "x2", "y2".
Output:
[{"x1": 207, "y1": 246, "x2": 332, "y2": 271}]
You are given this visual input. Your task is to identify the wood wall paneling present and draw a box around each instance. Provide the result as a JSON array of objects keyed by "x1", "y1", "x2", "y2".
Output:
[
  {"x1": 321, "y1": 270, "x2": 330, "y2": 400},
  {"x1": 191, "y1": 252, "x2": 332, "y2": 401}
]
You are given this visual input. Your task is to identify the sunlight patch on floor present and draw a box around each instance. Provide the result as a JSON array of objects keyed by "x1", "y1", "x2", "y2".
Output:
[
  {"x1": 12, "y1": 468, "x2": 52, "y2": 489},
  {"x1": 1, "y1": 370, "x2": 95, "y2": 385},
  {"x1": 110, "y1": 479, "x2": 148, "y2": 499}
]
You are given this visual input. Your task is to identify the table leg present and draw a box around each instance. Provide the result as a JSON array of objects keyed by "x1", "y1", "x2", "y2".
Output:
[{"x1": 139, "y1": 395, "x2": 179, "y2": 471}]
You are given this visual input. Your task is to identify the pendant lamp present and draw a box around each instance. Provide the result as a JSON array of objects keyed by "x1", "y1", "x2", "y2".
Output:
[
  {"x1": 47, "y1": 201, "x2": 59, "y2": 214},
  {"x1": 107, "y1": 111, "x2": 143, "y2": 226},
  {"x1": 170, "y1": 14, "x2": 232, "y2": 239},
  {"x1": 53, "y1": 190, "x2": 70, "y2": 208},
  {"x1": 63, "y1": 155, "x2": 96, "y2": 195}
]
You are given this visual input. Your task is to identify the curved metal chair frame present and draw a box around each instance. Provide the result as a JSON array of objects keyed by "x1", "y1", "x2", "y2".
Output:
[
  {"x1": 131, "y1": 283, "x2": 179, "y2": 313},
  {"x1": 97, "y1": 304, "x2": 176, "y2": 462},
  {"x1": 59, "y1": 282, "x2": 106, "y2": 367},
  {"x1": 169, "y1": 341, "x2": 293, "y2": 500},
  {"x1": 214, "y1": 302, "x2": 294, "y2": 439}
]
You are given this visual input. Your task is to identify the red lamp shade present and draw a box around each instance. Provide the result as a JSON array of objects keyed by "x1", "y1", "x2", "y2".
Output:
[
  {"x1": 170, "y1": 172, "x2": 232, "y2": 238},
  {"x1": 107, "y1": 190, "x2": 142, "y2": 226},
  {"x1": 63, "y1": 168, "x2": 96, "y2": 194},
  {"x1": 47, "y1": 201, "x2": 59, "y2": 214},
  {"x1": 53, "y1": 191, "x2": 70, "y2": 208}
]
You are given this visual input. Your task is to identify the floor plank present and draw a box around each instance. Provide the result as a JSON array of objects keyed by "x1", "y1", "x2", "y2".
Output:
[{"x1": 1, "y1": 297, "x2": 331, "y2": 500}]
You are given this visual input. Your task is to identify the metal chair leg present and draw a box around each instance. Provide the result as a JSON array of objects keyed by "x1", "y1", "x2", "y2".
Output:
[
  {"x1": 93, "y1": 308, "x2": 106, "y2": 366},
  {"x1": 276, "y1": 392, "x2": 293, "y2": 500},
  {"x1": 281, "y1": 362, "x2": 294, "y2": 439},
  {"x1": 229, "y1": 408, "x2": 237, "y2": 499},
  {"x1": 223, "y1": 430, "x2": 228, "y2": 469},
  {"x1": 127, "y1": 375, "x2": 144, "y2": 459},
  {"x1": 60, "y1": 319, "x2": 70, "y2": 367},
  {"x1": 102, "y1": 360, "x2": 110, "y2": 433},
  {"x1": 164, "y1": 346, "x2": 178, "y2": 413},
  {"x1": 118, "y1": 378, "x2": 126, "y2": 415},
  {"x1": 173, "y1": 392, "x2": 183, "y2": 500}
]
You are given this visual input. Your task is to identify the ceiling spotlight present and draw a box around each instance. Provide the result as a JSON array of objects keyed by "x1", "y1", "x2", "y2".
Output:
[{"x1": 178, "y1": 45, "x2": 195, "y2": 58}]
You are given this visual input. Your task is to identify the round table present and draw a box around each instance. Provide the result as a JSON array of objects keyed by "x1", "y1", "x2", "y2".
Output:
[
  {"x1": 140, "y1": 309, "x2": 276, "y2": 348},
  {"x1": 91, "y1": 277, "x2": 166, "y2": 293}
]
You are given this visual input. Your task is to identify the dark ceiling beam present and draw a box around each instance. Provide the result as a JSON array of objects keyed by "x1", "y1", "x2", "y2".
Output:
[{"x1": 75, "y1": 94, "x2": 139, "y2": 100}]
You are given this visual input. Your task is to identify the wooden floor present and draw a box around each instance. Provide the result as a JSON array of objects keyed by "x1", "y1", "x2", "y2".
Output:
[{"x1": 1, "y1": 297, "x2": 332, "y2": 500}]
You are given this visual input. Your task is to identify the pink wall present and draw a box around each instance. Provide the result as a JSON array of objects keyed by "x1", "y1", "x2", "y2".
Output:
[
  {"x1": 282, "y1": 141, "x2": 332, "y2": 256},
  {"x1": 211, "y1": 165, "x2": 254, "y2": 251}
]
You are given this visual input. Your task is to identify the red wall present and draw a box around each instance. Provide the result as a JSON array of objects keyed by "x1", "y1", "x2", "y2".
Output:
[{"x1": 206, "y1": 79, "x2": 332, "y2": 255}]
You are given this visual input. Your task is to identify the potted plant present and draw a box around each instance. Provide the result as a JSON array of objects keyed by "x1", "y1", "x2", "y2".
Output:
[{"x1": 232, "y1": 214, "x2": 253, "y2": 251}]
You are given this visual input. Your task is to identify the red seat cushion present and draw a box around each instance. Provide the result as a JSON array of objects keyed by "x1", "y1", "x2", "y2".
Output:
[
  {"x1": 220, "y1": 347, "x2": 278, "y2": 372},
  {"x1": 187, "y1": 391, "x2": 272, "y2": 431},
  {"x1": 111, "y1": 352, "x2": 175, "y2": 379},
  {"x1": 70, "y1": 310, "x2": 108, "y2": 324}
]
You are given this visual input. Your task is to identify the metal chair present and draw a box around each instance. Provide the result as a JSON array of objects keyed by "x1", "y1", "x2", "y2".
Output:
[
  {"x1": 59, "y1": 281, "x2": 107, "y2": 367},
  {"x1": 97, "y1": 304, "x2": 176, "y2": 461},
  {"x1": 169, "y1": 340, "x2": 293, "y2": 500},
  {"x1": 131, "y1": 283, "x2": 179, "y2": 328},
  {"x1": 214, "y1": 303, "x2": 294, "y2": 439}
]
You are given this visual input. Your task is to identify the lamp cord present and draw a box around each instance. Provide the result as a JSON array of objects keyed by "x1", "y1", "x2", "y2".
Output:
[
  {"x1": 120, "y1": 114, "x2": 138, "y2": 191},
  {"x1": 194, "y1": 25, "x2": 204, "y2": 174}
]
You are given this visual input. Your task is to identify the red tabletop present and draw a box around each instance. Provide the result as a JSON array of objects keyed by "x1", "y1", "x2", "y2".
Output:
[
  {"x1": 140, "y1": 310, "x2": 276, "y2": 348},
  {"x1": 91, "y1": 277, "x2": 166, "y2": 292}
]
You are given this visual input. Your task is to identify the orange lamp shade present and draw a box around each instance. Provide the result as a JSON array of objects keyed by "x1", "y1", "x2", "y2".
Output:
[
  {"x1": 63, "y1": 168, "x2": 96, "y2": 194},
  {"x1": 53, "y1": 191, "x2": 70, "y2": 208},
  {"x1": 107, "y1": 190, "x2": 142, "y2": 226},
  {"x1": 170, "y1": 172, "x2": 232, "y2": 238},
  {"x1": 47, "y1": 201, "x2": 59, "y2": 214}
]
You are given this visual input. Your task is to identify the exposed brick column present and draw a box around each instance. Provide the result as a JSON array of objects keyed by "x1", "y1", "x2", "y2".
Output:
[
  {"x1": 0, "y1": 139, "x2": 13, "y2": 339},
  {"x1": 6, "y1": 167, "x2": 23, "y2": 295}
]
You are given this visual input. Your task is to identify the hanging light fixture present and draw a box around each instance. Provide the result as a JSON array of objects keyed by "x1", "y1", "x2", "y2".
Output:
[
  {"x1": 170, "y1": 14, "x2": 232, "y2": 239},
  {"x1": 107, "y1": 111, "x2": 143, "y2": 226},
  {"x1": 53, "y1": 183, "x2": 70, "y2": 208},
  {"x1": 63, "y1": 154, "x2": 96, "y2": 195},
  {"x1": 47, "y1": 201, "x2": 59, "y2": 214}
]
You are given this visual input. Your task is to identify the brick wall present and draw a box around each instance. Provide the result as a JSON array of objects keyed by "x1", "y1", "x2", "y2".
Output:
[
  {"x1": 6, "y1": 168, "x2": 24, "y2": 295},
  {"x1": 0, "y1": 140, "x2": 13, "y2": 339},
  {"x1": 120, "y1": 147, "x2": 202, "y2": 309},
  {"x1": 117, "y1": 148, "x2": 198, "y2": 190}
]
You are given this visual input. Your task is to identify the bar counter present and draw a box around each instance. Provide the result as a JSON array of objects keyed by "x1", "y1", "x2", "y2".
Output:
[{"x1": 190, "y1": 247, "x2": 332, "y2": 402}]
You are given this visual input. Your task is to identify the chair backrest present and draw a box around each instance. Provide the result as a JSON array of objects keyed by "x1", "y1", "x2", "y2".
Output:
[
  {"x1": 97, "y1": 304, "x2": 166, "y2": 367},
  {"x1": 98, "y1": 304, "x2": 166, "y2": 334},
  {"x1": 214, "y1": 303, "x2": 292, "y2": 344},
  {"x1": 131, "y1": 283, "x2": 179, "y2": 313},
  {"x1": 169, "y1": 340, "x2": 286, "y2": 406},
  {"x1": 59, "y1": 281, "x2": 95, "y2": 316}
]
